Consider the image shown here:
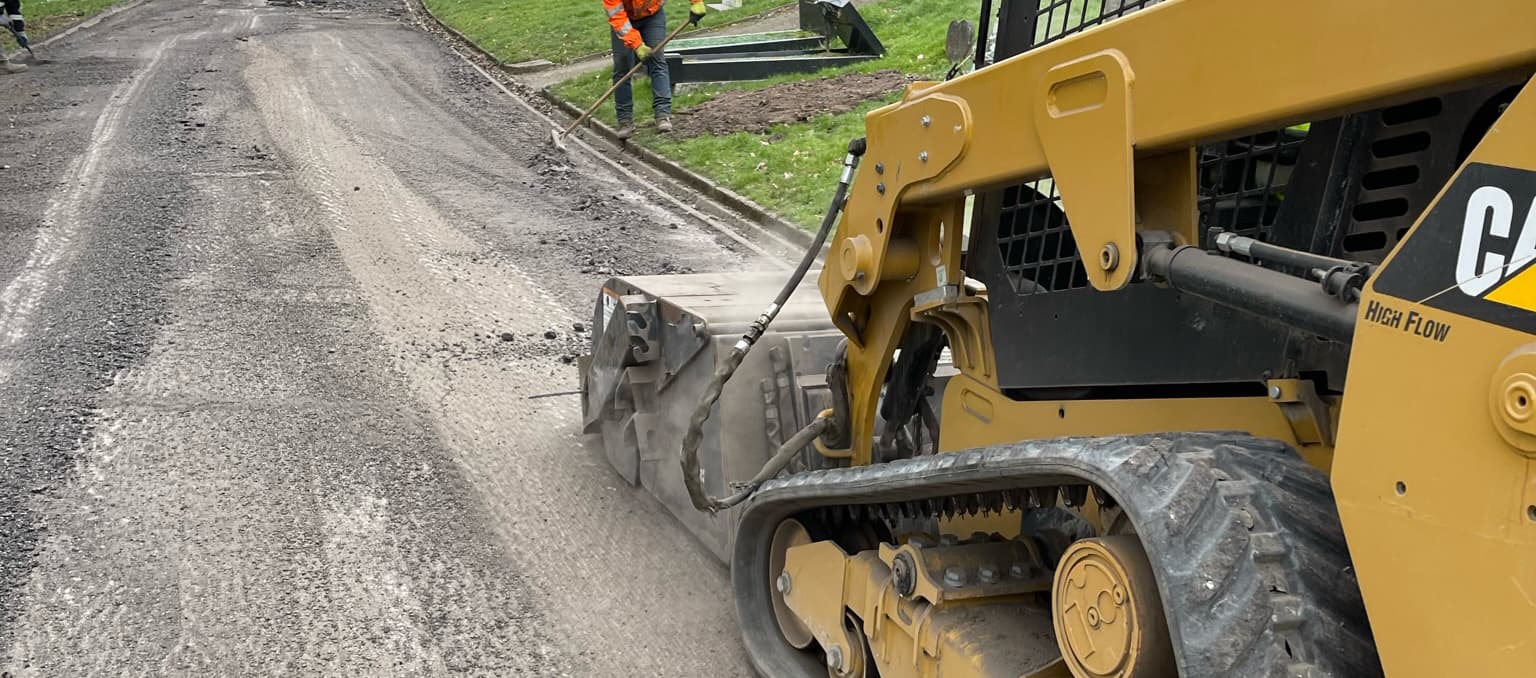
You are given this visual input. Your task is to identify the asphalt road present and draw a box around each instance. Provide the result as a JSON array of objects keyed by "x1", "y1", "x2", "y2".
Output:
[{"x1": 0, "y1": 0, "x2": 763, "y2": 674}]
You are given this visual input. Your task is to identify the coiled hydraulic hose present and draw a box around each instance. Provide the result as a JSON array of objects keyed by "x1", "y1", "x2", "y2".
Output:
[
  {"x1": 680, "y1": 138, "x2": 866, "y2": 513},
  {"x1": 702, "y1": 414, "x2": 833, "y2": 510}
]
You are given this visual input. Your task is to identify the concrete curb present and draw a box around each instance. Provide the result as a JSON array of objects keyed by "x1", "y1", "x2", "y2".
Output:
[
  {"x1": 543, "y1": 92, "x2": 815, "y2": 249},
  {"x1": 504, "y1": 58, "x2": 553, "y2": 73},
  {"x1": 0, "y1": 0, "x2": 148, "y2": 59}
]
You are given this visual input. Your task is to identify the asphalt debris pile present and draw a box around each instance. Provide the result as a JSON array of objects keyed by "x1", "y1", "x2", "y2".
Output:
[
  {"x1": 527, "y1": 149, "x2": 574, "y2": 179},
  {"x1": 536, "y1": 221, "x2": 693, "y2": 278}
]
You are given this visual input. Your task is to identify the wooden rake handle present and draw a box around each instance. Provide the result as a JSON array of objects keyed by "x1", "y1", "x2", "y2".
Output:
[{"x1": 558, "y1": 18, "x2": 694, "y2": 138}]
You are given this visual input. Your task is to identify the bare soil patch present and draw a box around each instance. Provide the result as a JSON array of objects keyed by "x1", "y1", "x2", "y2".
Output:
[{"x1": 671, "y1": 69, "x2": 909, "y2": 137}]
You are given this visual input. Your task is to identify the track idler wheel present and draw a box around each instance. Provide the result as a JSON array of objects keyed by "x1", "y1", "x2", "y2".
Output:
[
  {"x1": 1052, "y1": 536, "x2": 1175, "y2": 678},
  {"x1": 770, "y1": 519, "x2": 815, "y2": 649}
]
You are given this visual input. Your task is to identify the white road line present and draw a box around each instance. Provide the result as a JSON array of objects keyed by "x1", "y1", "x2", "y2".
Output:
[{"x1": 0, "y1": 36, "x2": 180, "y2": 384}]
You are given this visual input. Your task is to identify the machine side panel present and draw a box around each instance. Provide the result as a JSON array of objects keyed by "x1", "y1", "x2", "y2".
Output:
[{"x1": 1333, "y1": 82, "x2": 1536, "y2": 678}]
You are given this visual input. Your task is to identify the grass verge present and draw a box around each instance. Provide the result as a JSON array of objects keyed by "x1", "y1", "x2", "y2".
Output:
[
  {"x1": 553, "y1": 0, "x2": 982, "y2": 227},
  {"x1": 423, "y1": 0, "x2": 792, "y2": 67},
  {"x1": 12, "y1": 0, "x2": 125, "y2": 41}
]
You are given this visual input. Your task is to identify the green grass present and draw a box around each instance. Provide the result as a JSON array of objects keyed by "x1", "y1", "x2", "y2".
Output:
[
  {"x1": 652, "y1": 100, "x2": 887, "y2": 226},
  {"x1": 16, "y1": 0, "x2": 125, "y2": 40},
  {"x1": 553, "y1": 0, "x2": 983, "y2": 227},
  {"x1": 424, "y1": 0, "x2": 793, "y2": 66}
]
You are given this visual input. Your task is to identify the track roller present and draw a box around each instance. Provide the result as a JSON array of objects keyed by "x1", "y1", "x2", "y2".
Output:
[{"x1": 1053, "y1": 536, "x2": 1175, "y2": 678}]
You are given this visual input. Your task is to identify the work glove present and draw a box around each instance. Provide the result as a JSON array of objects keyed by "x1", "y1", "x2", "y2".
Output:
[
  {"x1": 688, "y1": 1, "x2": 706, "y2": 24},
  {"x1": 635, "y1": 43, "x2": 653, "y2": 62}
]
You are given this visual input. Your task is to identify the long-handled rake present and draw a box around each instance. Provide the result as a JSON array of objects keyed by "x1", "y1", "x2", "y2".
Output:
[{"x1": 550, "y1": 18, "x2": 693, "y2": 151}]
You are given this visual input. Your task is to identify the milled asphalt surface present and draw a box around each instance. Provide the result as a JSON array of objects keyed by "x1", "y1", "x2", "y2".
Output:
[{"x1": 0, "y1": 0, "x2": 768, "y2": 674}]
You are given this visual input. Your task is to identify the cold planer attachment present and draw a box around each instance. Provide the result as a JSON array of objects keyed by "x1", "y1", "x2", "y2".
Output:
[{"x1": 579, "y1": 272, "x2": 846, "y2": 559}]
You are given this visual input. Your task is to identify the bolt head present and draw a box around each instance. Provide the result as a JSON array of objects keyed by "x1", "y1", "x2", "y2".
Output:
[
  {"x1": 892, "y1": 552, "x2": 917, "y2": 597},
  {"x1": 1505, "y1": 379, "x2": 1536, "y2": 422},
  {"x1": 921, "y1": 115, "x2": 931, "y2": 127},
  {"x1": 1009, "y1": 562, "x2": 1030, "y2": 579},
  {"x1": 876, "y1": 182, "x2": 886, "y2": 195},
  {"x1": 1268, "y1": 385, "x2": 1282, "y2": 399},
  {"x1": 943, "y1": 566, "x2": 967, "y2": 587},
  {"x1": 825, "y1": 645, "x2": 844, "y2": 670},
  {"x1": 919, "y1": 151, "x2": 929, "y2": 162},
  {"x1": 776, "y1": 572, "x2": 792, "y2": 594},
  {"x1": 1098, "y1": 242, "x2": 1120, "y2": 271},
  {"x1": 977, "y1": 564, "x2": 999, "y2": 584}
]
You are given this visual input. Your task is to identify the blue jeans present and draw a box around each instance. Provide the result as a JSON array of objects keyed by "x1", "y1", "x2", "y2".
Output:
[{"x1": 611, "y1": 8, "x2": 671, "y2": 121}]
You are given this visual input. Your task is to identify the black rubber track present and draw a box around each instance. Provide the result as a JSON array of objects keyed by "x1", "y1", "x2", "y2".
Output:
[{"x1": 731, "y1": 432, "x2": 1385, "y2": 678}]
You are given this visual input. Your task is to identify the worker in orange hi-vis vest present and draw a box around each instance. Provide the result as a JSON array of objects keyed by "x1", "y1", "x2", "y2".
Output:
[{"x1": 602, "y1": 0, "x2": 706, "y2": 138}]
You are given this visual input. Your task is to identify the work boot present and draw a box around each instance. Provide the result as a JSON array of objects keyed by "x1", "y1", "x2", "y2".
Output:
[
  {"x1": 656, "y1": 114, "x2": 673, "y2": 133},
  {"x1": 615, "y1": 117, "x2": 635, "y2": 140},
  {"x1": 1, "y1": 58, "x2": 26, "y2": 75}
]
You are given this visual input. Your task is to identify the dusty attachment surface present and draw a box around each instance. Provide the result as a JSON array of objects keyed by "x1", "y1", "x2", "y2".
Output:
[{"x1": 580, "y1": 271, "x2": 843, "y2": 557}]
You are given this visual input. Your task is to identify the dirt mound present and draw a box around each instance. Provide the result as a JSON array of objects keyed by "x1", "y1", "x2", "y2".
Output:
[{"x1": 671, "y1": 69, "x2": 910, "y2": 137}]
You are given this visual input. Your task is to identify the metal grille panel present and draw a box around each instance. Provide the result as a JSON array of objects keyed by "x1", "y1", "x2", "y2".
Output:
[
  {"x1": 994, "y1": 0, "x2": 1307, "y2": 293},
  {"x1": 1196, "y1": 128, "x2": 1311, "y2": 241},
  {"x1": 995, "y1": 1, "x2": 1159, "y2": 294},
  {"x1": 995, "y1": 180, "x2": 1084, "y2": 293},
  {"x1": 997, "y1": 129, "x2": 1311, "y2": 293},
  {"x1": 1033, "y1": 0, "x2": 1159, "y2": 46}
]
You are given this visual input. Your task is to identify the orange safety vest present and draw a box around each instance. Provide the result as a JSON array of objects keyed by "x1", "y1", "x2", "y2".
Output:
[{"x1": 603, "y1": 0, "x2": 663, "y2": 50}]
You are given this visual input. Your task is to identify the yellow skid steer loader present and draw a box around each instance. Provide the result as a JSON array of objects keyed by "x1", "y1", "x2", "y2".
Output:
[{"x1": 580, "y1": 1, "x2": 1536, "y2": 675}]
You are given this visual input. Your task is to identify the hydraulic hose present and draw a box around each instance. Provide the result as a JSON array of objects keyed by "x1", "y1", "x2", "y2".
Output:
[
  {"x1": 706, "y1": 414, "x2": 833, "y2": 510},
  {"x1": 680, "y1": 138, "x2": 866, "y2": 513}
]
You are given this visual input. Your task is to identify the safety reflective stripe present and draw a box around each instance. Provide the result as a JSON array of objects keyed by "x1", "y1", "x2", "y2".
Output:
[
  {"x1": 606, "y1": 5, "x2": 622, "y2": 17},
  {"x1": 617, "y1": 21, "x2": 632, "y2": 36}
]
